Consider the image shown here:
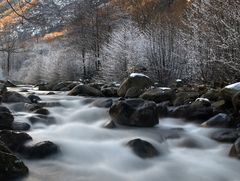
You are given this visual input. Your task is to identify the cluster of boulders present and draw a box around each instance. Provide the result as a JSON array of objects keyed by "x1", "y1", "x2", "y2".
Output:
[
  {"x1": 56, "y1": 74, "x2": 240, "y2": 160},
  {"x1": 0, "y1": 81, "x2": 60, "y2": 180}
]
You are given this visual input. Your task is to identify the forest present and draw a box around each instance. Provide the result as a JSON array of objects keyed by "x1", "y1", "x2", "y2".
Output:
[
  {"x1": 0, "y1": 0, "x2": 239, "y2": 86},
  {"x1": 0, "y1": 1, "x2": 240, "y2": 181}
]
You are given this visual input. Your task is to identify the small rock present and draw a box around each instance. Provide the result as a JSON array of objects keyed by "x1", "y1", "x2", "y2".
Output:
[
  {"x1": 21, "y1": 141, "x2": 59, "y2": 159},
  {"x1": 33, "y1": 108, "x2": 50, "y2": 115},
  {"x1": 201, "y1": 113, "x2": 231, "y2": 128},
  {"x1": 91, "y1": 99, "x2": 113, "y2": 108},
  {"x1": 11, "y1": 122, "x2": 31, "y2": 131},
  {"x1": 229, "y1": 137, "x2": 240, "y2": 159},
  {"x1": 103, "y1": 121, "x2": 116, "y2": 129},
  {"x1": 211, "y1": 129, "x2": 239, "y2": 143},
  {"x1": 28, "y1": 94, "x2": 41, "y2": 103},
  {"x1": 126, "y1": 138, "x2": 159, "y2": 159},
  {"x1": 29, "y1": 115, "x2": 56, "y2": 125},
  {"x1": 47, "y1": 92, "x2": 55, "y2": 95},
  {"x1": 0, "y1": 130, "x2": 32, "y2": 152}
]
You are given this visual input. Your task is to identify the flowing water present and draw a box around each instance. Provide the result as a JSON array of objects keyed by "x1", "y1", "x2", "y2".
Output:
[{"x1": 6, "y1": 86, "x2": 240, "y2": 181}]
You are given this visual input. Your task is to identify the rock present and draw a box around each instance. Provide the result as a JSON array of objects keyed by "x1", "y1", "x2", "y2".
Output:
[
  {"x1": 28, "y1": 94, "x2": 41, "y2": 103},
  {"x1": 24, "y1": 103, "x2": 42, "y2": 112},
  {"x1": 2, "y1": 91, "x2": 31, "y2": 103},
  {"x1": 11, "y1": 122, "x2": 31, "y2": 131},
  {"x1": 103, "y1": 120, "x2": 116, "y2": 129},
  {"x1": 0, "y1": 130, "x2": 32, "y2": 152},
  {"x1": 52, "y1": 82, "x2": 73, "y2": 91},
  {"x1": 201, "y1": 89, "x2": 220, "y2": 101},
  {"x1": 29, "y1": 115, "x2": 56, "y2": 125},
  {"x1": 173, "y1": 92, "x2": 200, "y2": 106},
  {"x1": 156, "y1": 102, "x2": 169, "y2": 117},
  {"x1": 201, "y1": 113, "x2": 231, "y2": 128},
  {"x1": 101, "y1": 87, "x2": 118, "y2": 97},
  {"x1": 140, "y1": 87, "x2": 175, "y2": 103},
  {"x1": 91, "y1": 99, "x2": 113, "y2": 108},
  {"x1": 232, "y1": 91, "x2": 240, "y2": 113},
  {"x1": 229, "y1": 137, "x2": 240, "y2": 158},
  {"x1": 177, "y1": 137, "x2": 203, "y2": 149},
  {"x1": 0, "y1": 143, "x2": 28, "y2": 179},
  {"x1": 109, "y1": 99, "x2": 159, "y2": 127},
  {"x1": 5, "y1": 80, "x2": 16, "y2": 87},
  {"x1": 33, "y1": 108, "x2": 50, "y2": 115},
  {"x1": 212, "y1": 100, "x2": 226, "y2": 111},
  {"x1": 68, "y1": 85, "x2": 103, "y2": 97},
  {"x1": 191, "y1": 98, "x2": 211, "y2": 107},
  {"x1": 169, "y1": 105, "x2": 213, "y2": 121},
  {"x1": 0, "y1": 83, "x2": 7, "y2": 95},
  {"x1": 47, "y1": 92, "x2": 55, "y2": 95},
  {"x1": 221, "y1": 82, "x2": 240, "y2": 102},
  {"x1": 38, "y1": 83, "x2": 53, "y2": 91},
  {"x1": 88, "y1": 83, "x2": 104, "y2": 91},
  {"x1": 126, "y1": 138, "x2": 159, "y2": 159},
  {"x1": 0, "y1": 106, "x2": 14, "y2": 129},
  {"x1": 211, "y1": 129, "x2": 239, "y2": 143},
  {"x1": 117, "y1": 73, "x2": 153, "y2": 97},
  {"x1": 21, "y1": 141, "x2": 59, "y2": 159},
  {"x1": 125, "y1": 87, "x2": 144, "y2": 98}
]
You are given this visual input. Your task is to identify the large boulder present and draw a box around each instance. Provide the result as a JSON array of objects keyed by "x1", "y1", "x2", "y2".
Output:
[
  {"x1": 117, "y1": 73, "x2": 153, "y2": 97},
  {"x1": 221, "y1": 82, "x2": 240, "y2": 102},
  {"x1": 21, "y1": 141, "x2": 59, "y2": 159},
  {"x1": 68, "y1": 85, "x2": 103, "y2": 97},
  {"x1": 126, "y1": 138, "x2": 159, "y2": 159},
  {"x1": 109, "y1": 98, "x2": 159, "y2": 127},
  {"x1": 140, "y1": 87, "x2": 175, "y2": 103},
  {"x1": 201, "y1": 113, "x2": 231, "y2": 128},
  {"x1": 0, "y1": 142, "x2": 28, "y2": 180},
  {"x1": 2, "y1": 91, "x2": 31, "y2": 103}
]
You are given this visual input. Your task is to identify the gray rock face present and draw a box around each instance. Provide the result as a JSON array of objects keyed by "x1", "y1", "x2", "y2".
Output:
[
  {"x1": 68, "y1": 85, "x2": 103, "y2": 97},
  {"x1": 126, "y1": 138, "x2": 159, "y2": 158},
  {"x1": 109, "y1": 99, "x2": 159, "y2": 127},
  {"x1": 2, "y1": 91, "x2": 31, "y2": 103},
  {"x1": 118, "y1": 74, "x2": 153, "y2": 97}
]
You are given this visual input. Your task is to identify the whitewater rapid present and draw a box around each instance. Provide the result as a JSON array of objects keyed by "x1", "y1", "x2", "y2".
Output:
[{"x1": 6, "y1": 86, "x2": 240, "y2": 181}]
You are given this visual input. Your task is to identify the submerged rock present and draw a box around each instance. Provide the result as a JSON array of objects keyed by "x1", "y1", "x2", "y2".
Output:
[
  {"x1": 103, "y1": 120, "x2": 116, "y2": 129},
  {"x1": 21, "y1": 141, "x2": 59, "y2": 159},
  {"x1": 91, "y1": 99, "x2": 113, "y2": 108},
  {"x1": 201, "y1": 113, "x2": 231, "y2": 128},
  {"x1": 109, "y1": 99, "x2": 159, "y2": 127},
  {"x1": 33, "y1": 108, "x2": 50, "y2": 115},
  {"x1": 68, "y1": 85, "x2": 103, "y2": 97},
  {"x1": 211, "y1": 129, "x2": 239, "y2": 143},
  {"x1": 126, "y1": 138, "x2": 159, "y2": 159},
  {"x1": 11, "y1": 121, "x2": 31, "y2": 131},
  {"x1": 29, "y1": 115, "x2": 56, "y2": 125},
  {"x1": 117, "y1": 73, "x2": 153, "y2": 97}
]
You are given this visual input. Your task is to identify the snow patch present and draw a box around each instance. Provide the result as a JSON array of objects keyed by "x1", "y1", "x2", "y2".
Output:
[
  {"x1": 225, "y1": 82, "x2": 240, "y2": 90},
  {"x1": 195, "y1": 98, "x2": 210, "y2": 102},
  {"x1": 130, "y1": 73, "x2": 149, "y2": 78}
]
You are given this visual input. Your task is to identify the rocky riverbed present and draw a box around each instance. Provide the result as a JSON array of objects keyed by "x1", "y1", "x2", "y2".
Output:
[{"x1": 1, "y1": 75, "x2": 240, "y2": 181}]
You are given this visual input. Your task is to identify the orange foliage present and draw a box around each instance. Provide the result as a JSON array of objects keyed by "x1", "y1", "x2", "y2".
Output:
[
  {"x1": 0, "y1": 0, "x2": 38, "y2": 29},
  {"x1": 41, "y1": 29, "x2": 68, "y2": 42}
]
